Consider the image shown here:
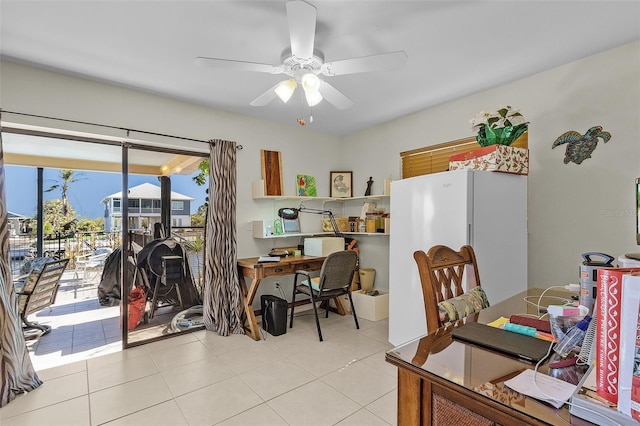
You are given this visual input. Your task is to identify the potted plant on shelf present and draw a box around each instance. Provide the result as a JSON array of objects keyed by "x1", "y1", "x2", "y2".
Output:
[{"x1": 469, "y1": 105, "x2": 528, "y2": 147}]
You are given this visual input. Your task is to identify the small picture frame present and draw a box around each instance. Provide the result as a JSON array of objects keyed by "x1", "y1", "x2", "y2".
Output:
[{"x1": 330, "y1": 171, "x2": 353, "y2": 198}]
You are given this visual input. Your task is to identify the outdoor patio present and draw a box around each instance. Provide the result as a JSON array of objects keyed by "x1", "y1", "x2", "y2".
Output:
[{"x1": 23, "y1": 270, "x2": 123, "y2": 371}]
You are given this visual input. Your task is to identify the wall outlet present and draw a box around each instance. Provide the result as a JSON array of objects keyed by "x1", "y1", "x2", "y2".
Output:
[{"x1": 245, "y1": 221, "x2": 252, "y2": 231}]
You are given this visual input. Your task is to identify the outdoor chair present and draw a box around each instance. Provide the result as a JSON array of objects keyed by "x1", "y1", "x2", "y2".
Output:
[
  {"x1": 413, "y1": 244, "x2": 489, "y2": 334},
  {"x1": 74, "y1": 247, "x2": 112, "y2": 297},
  {"x1": 15, "y1": 258, "x2": 69, "y2": 337},
  {"x1": 289, "y1": 250, "x2": 359, "y2": 341}
]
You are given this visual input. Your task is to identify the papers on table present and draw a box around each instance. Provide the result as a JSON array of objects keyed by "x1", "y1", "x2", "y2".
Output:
[
  {"x1": 258, "y1": 256, "x2": 280, "y2": 263},
  {"x1": 504, "y1": 369, "x2": 577, "y2": 409}
]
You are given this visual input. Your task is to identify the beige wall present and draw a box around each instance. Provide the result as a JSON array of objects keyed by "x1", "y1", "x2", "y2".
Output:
[
  {"x1": 2, "y1": 40, "x2": 639, "y2": 291},
  {"x1": 344, "y1": 41, "x2": 640, "y2": 288}
]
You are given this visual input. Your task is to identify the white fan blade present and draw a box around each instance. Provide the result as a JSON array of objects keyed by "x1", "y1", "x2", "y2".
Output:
[
  {"x1": 250, "y1": 82, "x2": 283, "y2": 106},
  {"x1": 319, "y1": 81, "x2": 353, "y2": 110},
  {"x1": 286, "y1": 0, "x2": 316, "y2": 60},
  {"x1": 321, "y1": 51, "x2": 408, "y2": 76},
  {"x1": 195, "y1": 57, "x2": 282, "y2": 74}
]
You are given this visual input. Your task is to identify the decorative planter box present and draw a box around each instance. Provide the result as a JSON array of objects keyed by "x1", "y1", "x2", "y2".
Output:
[
  {"x1": 351, "y1": 290, "x2": 389, "y2": 321},
  {"x1": 449, "y1": 145, "x2": 529, "y2": 175},
  {"x1": 322, "y1": 217, "x2": 350, "y2": 232}
]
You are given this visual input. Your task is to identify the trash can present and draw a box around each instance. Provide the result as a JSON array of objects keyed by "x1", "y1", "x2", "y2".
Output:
[{"x1": 261, "y1": 295, "x2": 287, "y2": 336}]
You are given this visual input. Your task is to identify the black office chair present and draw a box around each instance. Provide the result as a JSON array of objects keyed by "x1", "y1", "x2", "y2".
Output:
[{"x1": 289, "y1": 250, "x2": 359, "y2": 341}]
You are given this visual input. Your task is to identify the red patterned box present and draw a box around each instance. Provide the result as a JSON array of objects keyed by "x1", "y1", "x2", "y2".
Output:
[
  {"x1": 449, "y1": 145, "x2": 529, "y2": 175},
  {"x1": 596, "y1": 268, "x2": 640, "y2": 404}
]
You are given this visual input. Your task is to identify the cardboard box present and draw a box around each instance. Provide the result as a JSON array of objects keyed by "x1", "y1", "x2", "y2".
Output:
[
  {"x1": 351, "y1": 290, "x2": 389, "y2": 321},
  {"x1": 304, "y1": 237, "x2": 345, "y2": 257},
  {"x1": 449, "y1": 145, "x2": 529, "y2": 175}
]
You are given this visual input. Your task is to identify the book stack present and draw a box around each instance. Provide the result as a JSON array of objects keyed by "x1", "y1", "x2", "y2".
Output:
[
  {"x1": 570, "y1": 365, "x2": 635, "y2": 425},
  {"x1": 594, "y1": 268, "x2": 640, "y2": 423}
]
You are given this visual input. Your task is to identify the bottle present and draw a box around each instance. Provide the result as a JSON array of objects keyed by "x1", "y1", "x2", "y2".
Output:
[{"x1": 553, "y1": 315, "x2": 591, "y2": 358}]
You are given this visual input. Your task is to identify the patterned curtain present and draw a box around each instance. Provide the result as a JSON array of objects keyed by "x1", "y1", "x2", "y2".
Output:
[
  {"x1": 202, "y1": 139, "x2": 244, "y2": 335},
  {"x1": 0, "y1": 131, "x2": 42, "y2": 407}
]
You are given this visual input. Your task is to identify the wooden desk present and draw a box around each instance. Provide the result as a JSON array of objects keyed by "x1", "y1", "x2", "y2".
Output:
[
  {"x1": 237, "y1": 255, "x2": 328, "y2": 340},
  {"x1": 385, "y1": 289, "x2": 594, "y2": 425}
]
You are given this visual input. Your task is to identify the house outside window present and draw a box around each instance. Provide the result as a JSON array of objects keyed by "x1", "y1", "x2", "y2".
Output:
[{"x1": 102, "y1": 183, "x2": 194, "y2": 232}]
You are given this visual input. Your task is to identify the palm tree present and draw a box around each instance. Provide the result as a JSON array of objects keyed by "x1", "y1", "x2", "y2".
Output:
[{"x1": 46, "y1": 169, "x2": 83, "y2": 218}]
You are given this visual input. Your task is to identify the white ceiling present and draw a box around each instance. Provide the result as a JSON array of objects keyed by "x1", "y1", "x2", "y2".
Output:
[{"x1": 1, "y1": 1, "x2": 639, "y2": 136}]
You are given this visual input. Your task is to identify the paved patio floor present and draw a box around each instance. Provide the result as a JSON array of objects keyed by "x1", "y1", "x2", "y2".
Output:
[{"x1": 23, "y1": 270, "x2": 123, "y2": 371}]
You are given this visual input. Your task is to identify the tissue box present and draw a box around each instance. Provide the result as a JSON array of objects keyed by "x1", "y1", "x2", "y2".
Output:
[
  {"x1": 304, "y1": 237, "x2": 345, "y2": 257},
  {"x1": 449, "y1": 145, "x2": 529, "y2": 175}
]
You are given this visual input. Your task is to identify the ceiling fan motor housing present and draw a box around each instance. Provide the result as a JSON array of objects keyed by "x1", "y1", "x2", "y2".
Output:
[{"x1": 280, "y1": 47, "x2": 324, "y2": 78}]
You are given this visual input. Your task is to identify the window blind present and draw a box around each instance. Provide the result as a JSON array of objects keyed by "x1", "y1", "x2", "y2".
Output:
[{"x1": 400, "y1": 133, "x2": 528, "y2": 178}]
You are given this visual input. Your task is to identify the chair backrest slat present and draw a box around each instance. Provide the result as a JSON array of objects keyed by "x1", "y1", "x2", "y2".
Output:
[
  {"x1": 19, "y1": 258, "x2": 69, "y2": 317},
  {"x1": 414, "y1": 245, "x2": 482, "y2": 333}
]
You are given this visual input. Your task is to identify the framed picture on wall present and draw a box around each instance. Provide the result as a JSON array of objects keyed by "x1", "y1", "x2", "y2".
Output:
[{"x1": 330, "y1": 171, "x2": 353, "y2": 198}]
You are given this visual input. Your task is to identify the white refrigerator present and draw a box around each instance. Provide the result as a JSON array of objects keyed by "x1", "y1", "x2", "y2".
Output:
[{"x1": 388, "y1": 169, "x2": 527, "y2": 346}]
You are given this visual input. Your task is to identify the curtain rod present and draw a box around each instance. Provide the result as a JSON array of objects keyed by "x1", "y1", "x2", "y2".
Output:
[{"x1": 0, "y1": 110, "x2": 243, "y2": 149}]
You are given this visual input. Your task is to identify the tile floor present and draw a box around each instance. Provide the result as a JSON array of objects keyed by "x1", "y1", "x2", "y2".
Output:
[{"x1": 1, "y1": 272, "x2": 398, "y2": 425}]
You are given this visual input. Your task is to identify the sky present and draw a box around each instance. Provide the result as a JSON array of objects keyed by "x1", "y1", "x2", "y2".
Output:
[{"x1": 5, "y1": 165, "x2": 208, "y2": 219}]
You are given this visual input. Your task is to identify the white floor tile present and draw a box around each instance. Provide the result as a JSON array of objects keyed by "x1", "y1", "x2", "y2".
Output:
[
  {"x1": 217, "y1": 343, "x2": 283, "y2": 375},
  {"x1": 36, "y1": 360, "x2": 87, "y2": 381},
  {"x1": 174, "y1": 376, "x2": 263, "y2": 425},
  {"x1": 287, "y1": 341, "x2": 359, "y2": 378},
  {"x1": 239, "y1": 358, "x2": 315, "y2": 400},
  {"x1": 89, "y1": 374, "x2": 173, "y2": 425},
  {"x1": 0, "y1": 395, "x2": 90, "y2": 426},
  {"x1": 335, "y1": 408, "x2": 391, "y2": 425},
  {"x1": 366, "y1": 390, "x2": 398, "y2": 426},
  {"x1": 216, "y1": 403, "x2": 288, "y2": 425},
  {"x1": 7, "y1": 285, "x2": 398, "y2": 426},
  {"x1": 161, "y1": 354, "x2": 234, "y2": 397},
  {"x1": 148, "y1": 340, "x2": 213, "y2": 371},
  {"x1": 142, "y1": 333, "x2": 198, "y2": 353},
  {"x1": 0, "y1": 371, "x2": 88, "y2": 419},
  {"x1": 196, "y1": 330, "x2": 262, "y2": 355},
  {"x1": 332, "y1": 332, "x2": 392, "y2": 359},
  {"x1": 101, "y1": 400, "x2": 188, "y2": 426},
  {"x1": 88, "y1": 353, "x2": 159, "y2": 392},
  {"x1": 360, "y1": 350, "x2": 398, "y2": 378},
  {"x1": 322, "y1": 361, "x2": 397, "y2": 406},
  {"x1": 268, "y1": 380, "x2": 360, "y2": 426},
  {"x1": 86, "y1": 344, "x2": 148, "y2": 369}
]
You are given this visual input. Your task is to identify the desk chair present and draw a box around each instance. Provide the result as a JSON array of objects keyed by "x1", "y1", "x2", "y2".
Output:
[
  {"x1": 414, "y1": 245, "x2": 488, "y2": 334},
  {"x1": 289, "y1": 250, "x2": 359, "y2": 341}
]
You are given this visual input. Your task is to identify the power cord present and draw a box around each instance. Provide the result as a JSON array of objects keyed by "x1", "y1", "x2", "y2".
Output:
[
  {"x1": 530, "y1": 344, "x2": 623, "y2": 425},
  {"x1": 522, "y1": 285, "x2": 577, "y2": 318}
]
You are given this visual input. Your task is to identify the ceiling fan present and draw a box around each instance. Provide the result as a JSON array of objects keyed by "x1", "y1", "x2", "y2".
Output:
[{"x1": 194, "y1": 0, "x2": 408, "y2": 111}]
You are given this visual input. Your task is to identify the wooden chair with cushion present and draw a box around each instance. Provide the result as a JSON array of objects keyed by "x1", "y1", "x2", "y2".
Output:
[
  {"x1": 289, "y1": 250, "x2": 359, "y2": 341},
  {"x1": 15, "y1": 258, "x2": 69, "y2": 336},
  {"x1": 413, "y1": 245, "x2": 489, "y2": 334}
]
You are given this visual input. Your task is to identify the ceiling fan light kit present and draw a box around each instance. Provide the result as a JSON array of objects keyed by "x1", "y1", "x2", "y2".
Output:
[
  {"x1": 275, "y1": 79, "x2": 297, "y2": 103},
  {"x1": 195, "y1": 0, "x2": 407, "y2": 122}
]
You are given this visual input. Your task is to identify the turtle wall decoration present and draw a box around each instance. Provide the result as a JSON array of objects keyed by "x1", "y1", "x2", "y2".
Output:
[{"x1": 552, "y1": 126, "x2": 611, "y2": 165}]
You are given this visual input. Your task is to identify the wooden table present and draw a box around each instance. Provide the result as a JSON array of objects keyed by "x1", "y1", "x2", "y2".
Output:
[
  {"x1": 238, "y1": 255, "x2": 335, "y2": 340},
  {"x1": 385, "y1": 289, "x2": 594, "y2": 425}
]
